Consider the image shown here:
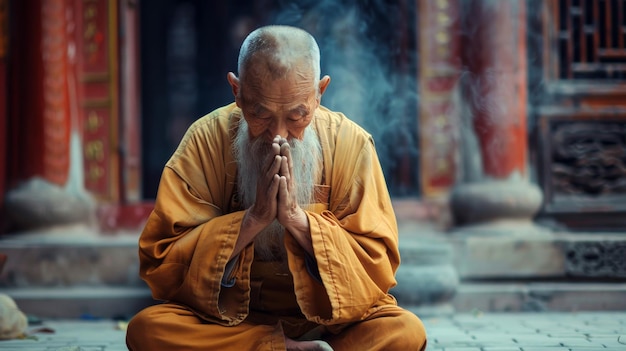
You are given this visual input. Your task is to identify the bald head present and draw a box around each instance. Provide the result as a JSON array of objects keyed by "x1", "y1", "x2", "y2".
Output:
[
  {"x1": 237, "y1": 25, "x2": 321, "y2": 86},
  {"x1": 227, "y1": 25, "x2": 330, "y2": 141}
]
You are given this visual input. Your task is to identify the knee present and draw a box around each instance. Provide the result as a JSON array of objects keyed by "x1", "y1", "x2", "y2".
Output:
[
  {"x1": 125, "y1": 305, "x2": 161, "y2": 350},
  {"x1": 329, "y1": 307, "x2": 428, "y2": 351},
  {"x1": 394, "y1": 310, "x2": 428, "y2": 351}
]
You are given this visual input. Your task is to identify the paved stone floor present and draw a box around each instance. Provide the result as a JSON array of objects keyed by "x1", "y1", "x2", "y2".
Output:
[
  {"x1": 425, "y1": 312, "x2": 626, "y2": 350},
  {"x1": 0, "y1": 312, "x2": 624, "y2": 350}
]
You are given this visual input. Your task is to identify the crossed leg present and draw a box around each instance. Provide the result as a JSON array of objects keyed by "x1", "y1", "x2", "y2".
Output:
[{"x1": 126, "y1": 303, "x2": 426, "y2": 351}]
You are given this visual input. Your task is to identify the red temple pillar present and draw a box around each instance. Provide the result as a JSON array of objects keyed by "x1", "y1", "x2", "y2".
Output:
[
  {"x1": 467, "y1": 0, "x2": 527, "y2": 179},
  {"x1": 8, "y1": 0, "x2": 72, "y2": 187},
  {"x1": 449, "y1": 0, "x2": 544, "y2": 235},
  {"x1": 4, "y1": 0, "x2": 148, "y2": 233},
  {"x1": 4, "y1": 0, "x2": 95, "y2": 231}
]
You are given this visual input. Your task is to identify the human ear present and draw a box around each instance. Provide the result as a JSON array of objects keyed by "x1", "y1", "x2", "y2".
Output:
[
  {"x1": 318, "y1": 75, "x2": 331, "y2": 96},
  {"x1": 227, "y1": 72, "x2": 241, "y2": 106}
]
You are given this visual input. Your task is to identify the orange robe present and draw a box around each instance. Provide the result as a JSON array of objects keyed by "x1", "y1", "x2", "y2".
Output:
[{"x1": 126, "y1": 103, "x2": 427, "y2": 350}]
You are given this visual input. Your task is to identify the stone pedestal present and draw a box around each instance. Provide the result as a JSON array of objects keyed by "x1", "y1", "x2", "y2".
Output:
[
  {"x1": 4, "y1": 178, "x2": 94, "y2": 231},
  {"x1": 450, "y1": 180, "x2": 549, "y2": 236}
]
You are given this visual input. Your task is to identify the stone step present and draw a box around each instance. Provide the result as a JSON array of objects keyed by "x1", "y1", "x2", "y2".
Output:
[
  {"x1": 3, "y1": 222, "x2": 625, "y2": 319},
  {"x1": 7, "y1": 281, "x2": 625, "y2": 319},
  {"x1": 0, "y1": 223, "x2": 454, "y2": 289},
  {"x1": 396, "y1": 220, "x2": 626, "y2": 315},
  {"x1": 0, "y1": 226, "x2": 154, "y2": 319},
  {"x1": 0, "y1": 225, "x2": 142, "y2": 288},
  {"x1": 447, "y1": 230, "x2": 626, "y2": 280},
  {"x1": 451, "y1": 282, "x2": 626, "y2": 313},
  {"x1": 3, "y1": 286, "x2": 154, "y2": 319},
  {"x1": 397, "y1": 218, "x2": 626, "y2": 280}
]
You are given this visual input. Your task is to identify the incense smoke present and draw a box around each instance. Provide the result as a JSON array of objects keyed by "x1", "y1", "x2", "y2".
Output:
[{"x1": 269, "y1": 0, "x2": 419, "y2": 194}]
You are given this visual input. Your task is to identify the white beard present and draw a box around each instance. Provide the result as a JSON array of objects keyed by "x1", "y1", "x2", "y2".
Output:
[{"x1": 233, "y1": 119, "x2": 322, "y2": 261}]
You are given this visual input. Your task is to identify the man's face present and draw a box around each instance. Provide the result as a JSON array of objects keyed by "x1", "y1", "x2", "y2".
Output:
[{"x1": 237, "y1": 74, "x2": 319, "y2": 142}]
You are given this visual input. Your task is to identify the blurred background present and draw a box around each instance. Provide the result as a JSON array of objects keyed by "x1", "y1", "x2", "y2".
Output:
[{"x1": 0, "y1": 0, "x2": 625, "y2": 319}]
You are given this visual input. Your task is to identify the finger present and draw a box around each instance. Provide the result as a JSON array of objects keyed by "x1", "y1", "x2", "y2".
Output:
[
  {"x1": 257, "y1": 159, "x2": 281, "y2": 197},
  {"x1": 280, "y1": 141, "x2": 290, "y2": 157},
  {"x1": 280, "y1": 143, "x2": 293, "y2": 174},
  {"x1": 268, "y1": 173, "x2": 281, "y2": 198},
  {"x1": 280, "y1": 156, "x2": 290, "y2": 180},
  {"x1": 265, "y1": 154, "x2": 282, "y2": 175},
  {"x1": 277, "y1": 175, "x2": 288, "y2": 202},
  {"x1": 272, "y1": 136, "x2": 281, "y2": 155},
  {"x1": 251, "y1": 172, "x2": 280, "y2": 222},
  {"x1": 272, "y1": 141, "x2": 280, "y2": 155}
]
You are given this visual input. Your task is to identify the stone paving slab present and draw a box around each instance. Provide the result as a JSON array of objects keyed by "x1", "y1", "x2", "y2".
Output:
[
  {"x1": 0, "y1": 312, "x2": 624, "y2": 350},
  {"x1": 424, "y1": 312, "x2": 626, "y2": 351},
  {"x1": 0, "y1": 320, "x2": 127, "y2": 351}
]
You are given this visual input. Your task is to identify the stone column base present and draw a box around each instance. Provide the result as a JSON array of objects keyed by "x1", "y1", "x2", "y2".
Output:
[
  {"x1": 4, "y1": 177, "x2": 95, "y2": 231},
  {"x1": 449, "y1": 180, "x2": 548, "y2": 237}
]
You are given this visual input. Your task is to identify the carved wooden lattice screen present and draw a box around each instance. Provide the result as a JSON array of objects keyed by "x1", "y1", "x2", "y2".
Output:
[
  {"x1": 539, "y1": 0, "x2": 626, "y2": 229},
  {"x1": 551, "y1": 0, "x2": 626, "y2": 79}
]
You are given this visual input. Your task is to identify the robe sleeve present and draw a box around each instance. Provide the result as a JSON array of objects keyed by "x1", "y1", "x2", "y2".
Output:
[
  {"x1": 138, "y1": 112, "x2": 254, "y2": 326},
  {"x1": 285, "y1": 121, "x2": 400, "y2": 325}
]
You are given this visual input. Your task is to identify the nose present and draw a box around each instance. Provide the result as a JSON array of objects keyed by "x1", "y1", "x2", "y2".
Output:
[{"x1": 269, "y1": 117, "x2": 288, "y2": 139}]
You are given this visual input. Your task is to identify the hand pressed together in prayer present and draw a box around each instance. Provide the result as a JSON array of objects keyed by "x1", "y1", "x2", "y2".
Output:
[
  {"x1": 275, "y1": 136, "x2": 298, "y2": 222},
  {"x1": 247, "y1": 136, "x2": 298, "y2": 225},
  {"x1": 274, "y1": 137, "x2": 308, "y2": 233},
  {"x1": 247, "y1": 135, "x2": 314, "y2": 257}
]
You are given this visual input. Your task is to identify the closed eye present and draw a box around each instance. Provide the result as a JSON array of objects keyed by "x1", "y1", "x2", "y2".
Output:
[
  {"x1": 288, "y1": 114, "x2": 306, "y2": 121},
  {"x1": 288, "y1": 106, "x2": 310, "y2": 121},
  {"x1": 251, "y1": 104, "x2": 271, "y2": 119}
]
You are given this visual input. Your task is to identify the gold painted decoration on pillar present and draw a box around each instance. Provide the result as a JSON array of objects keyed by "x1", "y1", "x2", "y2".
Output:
[
  {"x1": 74, "y1": 0, "x2": 120, "y2": 202},
  {"x1": 418, "y1": 0, "x2": 461, "y2": 197},
  {"x1": 41, "y1": 0, "x2": 71, "y2": 186}
]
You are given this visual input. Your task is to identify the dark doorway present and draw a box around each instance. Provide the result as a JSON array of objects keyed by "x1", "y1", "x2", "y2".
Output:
[{"x1": 139, "y1": 0, "x2": 419, "y2": 198}]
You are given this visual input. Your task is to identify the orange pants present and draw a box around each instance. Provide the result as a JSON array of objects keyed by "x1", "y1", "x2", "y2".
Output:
[{"x1": 126, "y1": 261, "x2": 427, "y2": 350}]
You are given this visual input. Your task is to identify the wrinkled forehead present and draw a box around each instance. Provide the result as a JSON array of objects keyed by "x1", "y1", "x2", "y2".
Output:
[
  {"x1": 240, "y1": 83, "x2": 319, "y2": 112},
  {"x1": 241, "y1": 68, "x2": 318, "y2": 105},
  {"x1": 243, "y1": 54, "x2": 316, "y2": 86}
]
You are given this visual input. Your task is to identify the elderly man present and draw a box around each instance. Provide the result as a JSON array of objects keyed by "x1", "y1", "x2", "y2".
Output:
[{"x1": 126, "y1": 25, "x2": 427, "y2": 351}]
